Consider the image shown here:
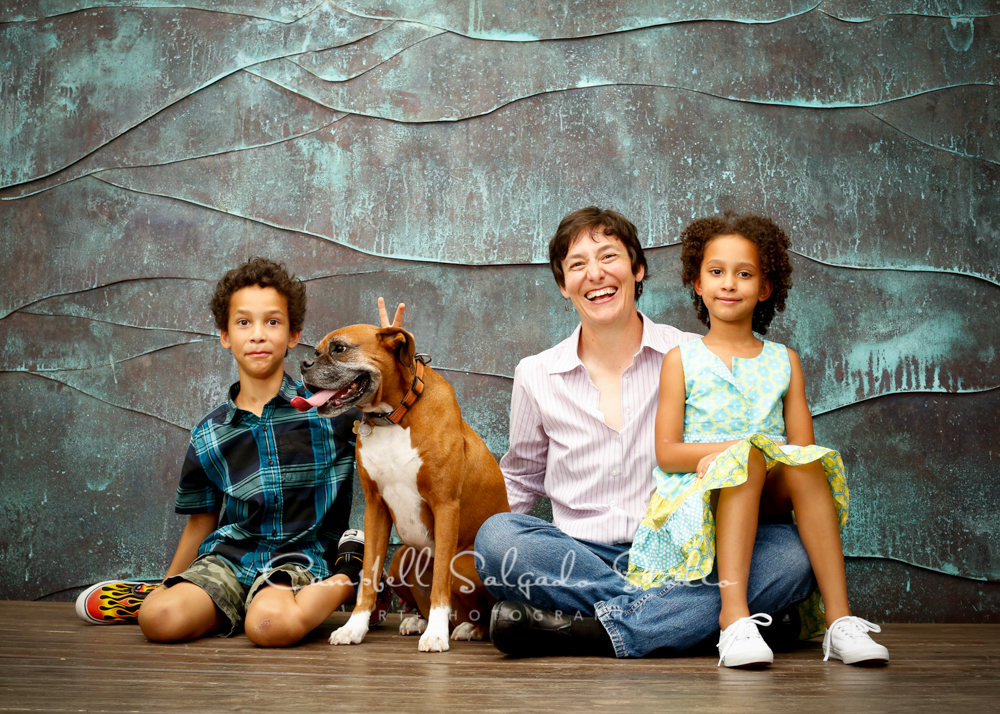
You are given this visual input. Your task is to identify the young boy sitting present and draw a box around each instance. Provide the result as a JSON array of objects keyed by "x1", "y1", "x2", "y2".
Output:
[{"x1": 76, "y1": 257, "x2": 397, "y2": 646}]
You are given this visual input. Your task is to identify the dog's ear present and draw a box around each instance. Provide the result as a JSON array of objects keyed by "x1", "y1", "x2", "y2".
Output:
[{"x1": 378, "y1": 327, "x2": 417, "y2": 372}]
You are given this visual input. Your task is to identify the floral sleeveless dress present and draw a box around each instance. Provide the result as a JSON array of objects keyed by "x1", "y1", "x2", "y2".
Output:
[{"x1": 626, "y1": 339, "x2": 849, "y2": 638}]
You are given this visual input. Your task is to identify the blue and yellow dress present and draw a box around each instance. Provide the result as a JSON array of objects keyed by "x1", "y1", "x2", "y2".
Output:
[{"x1": 626, "y1": 339, "x2": 849, "y2": 637}]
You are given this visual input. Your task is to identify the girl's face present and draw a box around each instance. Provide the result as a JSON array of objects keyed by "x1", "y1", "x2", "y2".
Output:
[{"x1": 693, "y1": 234, "x2": 772, "y2": 327}]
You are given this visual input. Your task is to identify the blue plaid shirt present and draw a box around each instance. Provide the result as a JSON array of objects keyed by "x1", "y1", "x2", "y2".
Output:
[{"x1": 175, "y1": 374, "x2": 356, "y2": 586}]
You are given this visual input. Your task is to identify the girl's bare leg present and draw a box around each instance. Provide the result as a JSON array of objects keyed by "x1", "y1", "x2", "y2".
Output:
[
  {"x1": 762, "y1": 461, "x2": 851, "y2": 625},
  {"x1": 715, "y1": 447, "x2": 768, "y2": 630}
]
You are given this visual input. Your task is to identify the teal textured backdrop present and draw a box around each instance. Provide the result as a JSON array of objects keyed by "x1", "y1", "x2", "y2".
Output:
[{"x1": 1, "y1": 1, "x2": 997, "y2": 620}]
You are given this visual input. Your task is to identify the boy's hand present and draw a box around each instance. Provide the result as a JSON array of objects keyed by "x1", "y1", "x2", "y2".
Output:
[
  {"x1": 377, "y1": 297, "x2": 405, "y2": 328},
  {"x1": 696, "y1": 452, "x2": 721, "y2": 479}
]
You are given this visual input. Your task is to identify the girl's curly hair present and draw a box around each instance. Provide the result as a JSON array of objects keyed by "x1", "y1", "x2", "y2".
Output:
[
  {"x1": 210, "y1": 257, "x2": 307, "y2": 333},
  {"x1": 680, "y1": 213, "x2": 792, "y2": 335}
]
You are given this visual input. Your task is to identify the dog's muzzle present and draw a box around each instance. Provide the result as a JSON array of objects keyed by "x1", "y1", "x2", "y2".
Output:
[{"x1": 300, "y1": 359, "x2": 379, "y2": 417}]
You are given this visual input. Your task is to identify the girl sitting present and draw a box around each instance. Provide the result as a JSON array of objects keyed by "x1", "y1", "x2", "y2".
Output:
[{"x1": 627, "y1": 213, "x2": 889, "y2": 668}]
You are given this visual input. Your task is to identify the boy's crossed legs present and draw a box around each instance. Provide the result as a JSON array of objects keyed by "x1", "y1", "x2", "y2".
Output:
[{"x1": 138, "y1": 554, "x2": 355, "y2": 647}]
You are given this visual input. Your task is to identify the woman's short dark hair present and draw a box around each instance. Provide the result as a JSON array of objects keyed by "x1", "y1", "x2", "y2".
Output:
[
  {"x1": 680, "y1": 213, "x2": 792, "y2": 334},
  {"x1": 210, "y1": 257, "x2": 307, "y2": 333},
  {"x1": 549, "y1": 207, "x2": 650, "y2": 301}
]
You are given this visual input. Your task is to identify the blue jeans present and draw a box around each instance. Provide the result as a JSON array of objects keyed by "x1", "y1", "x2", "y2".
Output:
[{"x1": 474, "y1": 513, "x2": 815, "y2": 658}]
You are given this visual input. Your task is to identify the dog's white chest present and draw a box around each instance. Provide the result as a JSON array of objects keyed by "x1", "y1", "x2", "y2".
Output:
[{"x1": 358, "y1": 425, "x2": 433, "y2": 553}]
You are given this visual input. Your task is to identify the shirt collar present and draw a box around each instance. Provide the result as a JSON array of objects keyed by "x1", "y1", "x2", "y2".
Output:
[
  {"x1": 222, "y1": 373, "x2": 299, "y2": 425},
  {"x1": 548, "y1": 324, "x2": 584, "y2": 374},
  {"x1": 546, "y1": 312, "x2": 667, "y2": 375},
  {"x1": 635, "y1": 311, "x2": 676, "y2": 356}
]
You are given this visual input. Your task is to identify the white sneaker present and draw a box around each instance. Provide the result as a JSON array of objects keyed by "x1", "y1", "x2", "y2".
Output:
[
  {"x1": 337, "y1": 528, "x2": 365, "y2": 550},
  {"x1": 717, "y1": 614, "x2": 774, "y2": 667},
  {"x1": 822, "y1": 616, "x2": 890, "y2": 664}
]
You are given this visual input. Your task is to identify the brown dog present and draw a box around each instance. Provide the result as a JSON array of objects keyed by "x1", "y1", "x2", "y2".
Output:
[{"x1": 299, "y1": 324, "x2": 510, "y2": 652}]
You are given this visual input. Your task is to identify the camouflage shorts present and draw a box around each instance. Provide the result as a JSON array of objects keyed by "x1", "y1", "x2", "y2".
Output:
[{"x1": 164, "y1": 553, "x2": 315, "y2": 637}]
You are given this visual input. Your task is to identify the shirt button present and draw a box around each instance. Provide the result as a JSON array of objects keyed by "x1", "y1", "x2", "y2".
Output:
[
  {"x1": 613, "y1": 434, "x2": 619, "y2": 440},
  {"x1": 610, "y1": 499, "x2": 616, "y2": 506},
  {"x1": 612, "y1": 469, "x2": 618, "y2": 476},
  {"x1": 269, "y1": 459, "x2": 274, "y2": 466}
]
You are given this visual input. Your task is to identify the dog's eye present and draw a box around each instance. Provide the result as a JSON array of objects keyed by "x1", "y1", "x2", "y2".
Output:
[{"x1": 332, "y1": 344, "x2": 346, "y2": 354}]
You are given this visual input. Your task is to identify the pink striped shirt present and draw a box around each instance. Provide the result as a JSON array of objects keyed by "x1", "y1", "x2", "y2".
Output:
[{"x1": 500, "y1": 313, "x2": 701, "y2": 544}]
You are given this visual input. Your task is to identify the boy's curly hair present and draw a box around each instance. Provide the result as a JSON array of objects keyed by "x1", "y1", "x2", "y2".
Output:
[
  {"x1": 680, "y1": 213, "x2": 792, "y2": 335},
  {"x1": 210, "y1": 257, "x2": 307, "y2": 333}
]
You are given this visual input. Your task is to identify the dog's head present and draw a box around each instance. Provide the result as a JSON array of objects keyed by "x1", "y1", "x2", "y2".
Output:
[{"x1": 299, "y1": 324, "x2": 417, "y2": 417}]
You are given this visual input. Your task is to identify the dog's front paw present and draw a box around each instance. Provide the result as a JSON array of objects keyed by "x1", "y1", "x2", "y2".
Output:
[
  {"x1": 329, "y1": 611, "x2": 370, "y2": 645},
  {"x1": 419, "y1": 628, "x2": 451, "y2": 652},
  {"x1": 399, "y1": 614, "x2": 427, "y2": 636},
  {"x1": 418, "y1": 606, "x2": 451, "y2": 652},
  {"x1": 451, "y1": 621, "x2": 485, "y2": 641}
]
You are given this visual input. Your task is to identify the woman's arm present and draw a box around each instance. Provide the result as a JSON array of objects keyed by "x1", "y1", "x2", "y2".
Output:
[
  {"x1": 498, "y1": 362, "x2": 548, "y2": 514},
  {"x1": 655, "y1": 348, "x2": 739, "y2": 475},
  {"x1": 164, "y1": 512, "x2": 219, "y2": 578},
  {"x1": 783, "y1": 348, "x2": 816, "y2": 447}
]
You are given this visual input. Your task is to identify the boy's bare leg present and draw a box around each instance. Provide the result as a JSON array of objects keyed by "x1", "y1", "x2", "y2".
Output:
[
  {"x1": 245, "y1": 573, "x2": 356, "y2": 647},
  {"x1": 138, "y1": 582, "x2": 226, "y2": 642}
]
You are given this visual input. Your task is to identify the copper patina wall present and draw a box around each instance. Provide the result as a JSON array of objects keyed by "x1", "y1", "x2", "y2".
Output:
[{"x1": 1, "y1": 1, "x2": 997, "y2": 619}]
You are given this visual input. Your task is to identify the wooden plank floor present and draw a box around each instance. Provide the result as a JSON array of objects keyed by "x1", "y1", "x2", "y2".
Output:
[{"x1": 1, "y1": 602, "x2": 997, "y2": 713}]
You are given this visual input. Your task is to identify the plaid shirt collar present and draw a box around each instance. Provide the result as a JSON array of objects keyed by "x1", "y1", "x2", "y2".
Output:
[{"x1": 222, "y1": 373, "x2": 300, "y2": 425}]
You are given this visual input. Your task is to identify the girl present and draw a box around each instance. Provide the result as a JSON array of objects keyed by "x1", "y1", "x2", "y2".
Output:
[{"x1": 626, "y1": 214, "x2": 889, "y2": 668}]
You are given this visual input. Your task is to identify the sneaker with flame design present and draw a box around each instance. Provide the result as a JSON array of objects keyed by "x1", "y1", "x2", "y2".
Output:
[
  {"x1": 370, "y1": 569, "x2": 394, "y2": 627},
  {"x1": 75, "y1": 580, "x2": 163, "y2": 624}
]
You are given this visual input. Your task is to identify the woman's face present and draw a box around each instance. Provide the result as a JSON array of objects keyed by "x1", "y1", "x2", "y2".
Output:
[{"x1": 560, "y1": 227, "x2": 644, "y2": 329}]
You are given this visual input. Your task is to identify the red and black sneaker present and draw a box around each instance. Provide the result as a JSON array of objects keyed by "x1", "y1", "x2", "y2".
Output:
[
  {"x1": 370, "y1": 570, "x2": 394, "y2": 627},
  {"x1": 75, "y1": 580, "x2": 162, "y2": 624}
]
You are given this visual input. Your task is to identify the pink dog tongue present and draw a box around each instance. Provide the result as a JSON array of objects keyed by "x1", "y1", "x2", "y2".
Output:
[{"x1": 290, "y1": 390, "x2": 336, "y2": 412}]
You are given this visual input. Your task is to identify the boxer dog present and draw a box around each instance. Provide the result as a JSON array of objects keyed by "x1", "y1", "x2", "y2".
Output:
[{"x1": 299, "y1": 324, "x2": 510, "y2": 652}]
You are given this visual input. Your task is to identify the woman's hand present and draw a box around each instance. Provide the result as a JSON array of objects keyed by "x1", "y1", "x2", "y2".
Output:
[
  {"x1": 696, "y1": 452, "x2": 721, "y2": 479},
  {"x1": 377, "y1": 297, "x2": 405, "y2": 329}
]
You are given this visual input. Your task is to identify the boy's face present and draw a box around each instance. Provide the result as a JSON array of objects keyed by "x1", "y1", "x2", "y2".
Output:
[{"x1": 220, "y1": 286, "x2": 301, "y2": 382}]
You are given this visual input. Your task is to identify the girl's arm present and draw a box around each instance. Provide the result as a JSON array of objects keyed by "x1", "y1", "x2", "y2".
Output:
[
  {"x1": 164, "y1": 512, "x2": 219, "y2": 578},
  {"x1": 655, "y1": 347, "x2": 739, "y2": 475},
  {"x1": 783, "y1": 348, "x2": 816, "y2": 446}
]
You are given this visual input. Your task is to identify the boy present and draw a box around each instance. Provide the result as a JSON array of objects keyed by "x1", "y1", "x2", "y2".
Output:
[{"x1": 76, "y1": 258, "x2": 397, "y2": 646}]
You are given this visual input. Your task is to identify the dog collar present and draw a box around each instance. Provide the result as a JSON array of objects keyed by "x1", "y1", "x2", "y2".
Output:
[{"x1": 354, "y1": 354, "x2": 431, "y2": 436}]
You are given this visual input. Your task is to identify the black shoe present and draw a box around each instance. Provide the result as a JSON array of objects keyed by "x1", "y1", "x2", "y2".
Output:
[
  {"x1": 760, "y1": 604, "x2": 801, "y2": 652},
  {"x1": 490, "y1": 601, "x2": 617, "y2": 657},
  {"x1": 490, "y1": 601, "x2": 576, "y2": 656}
]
